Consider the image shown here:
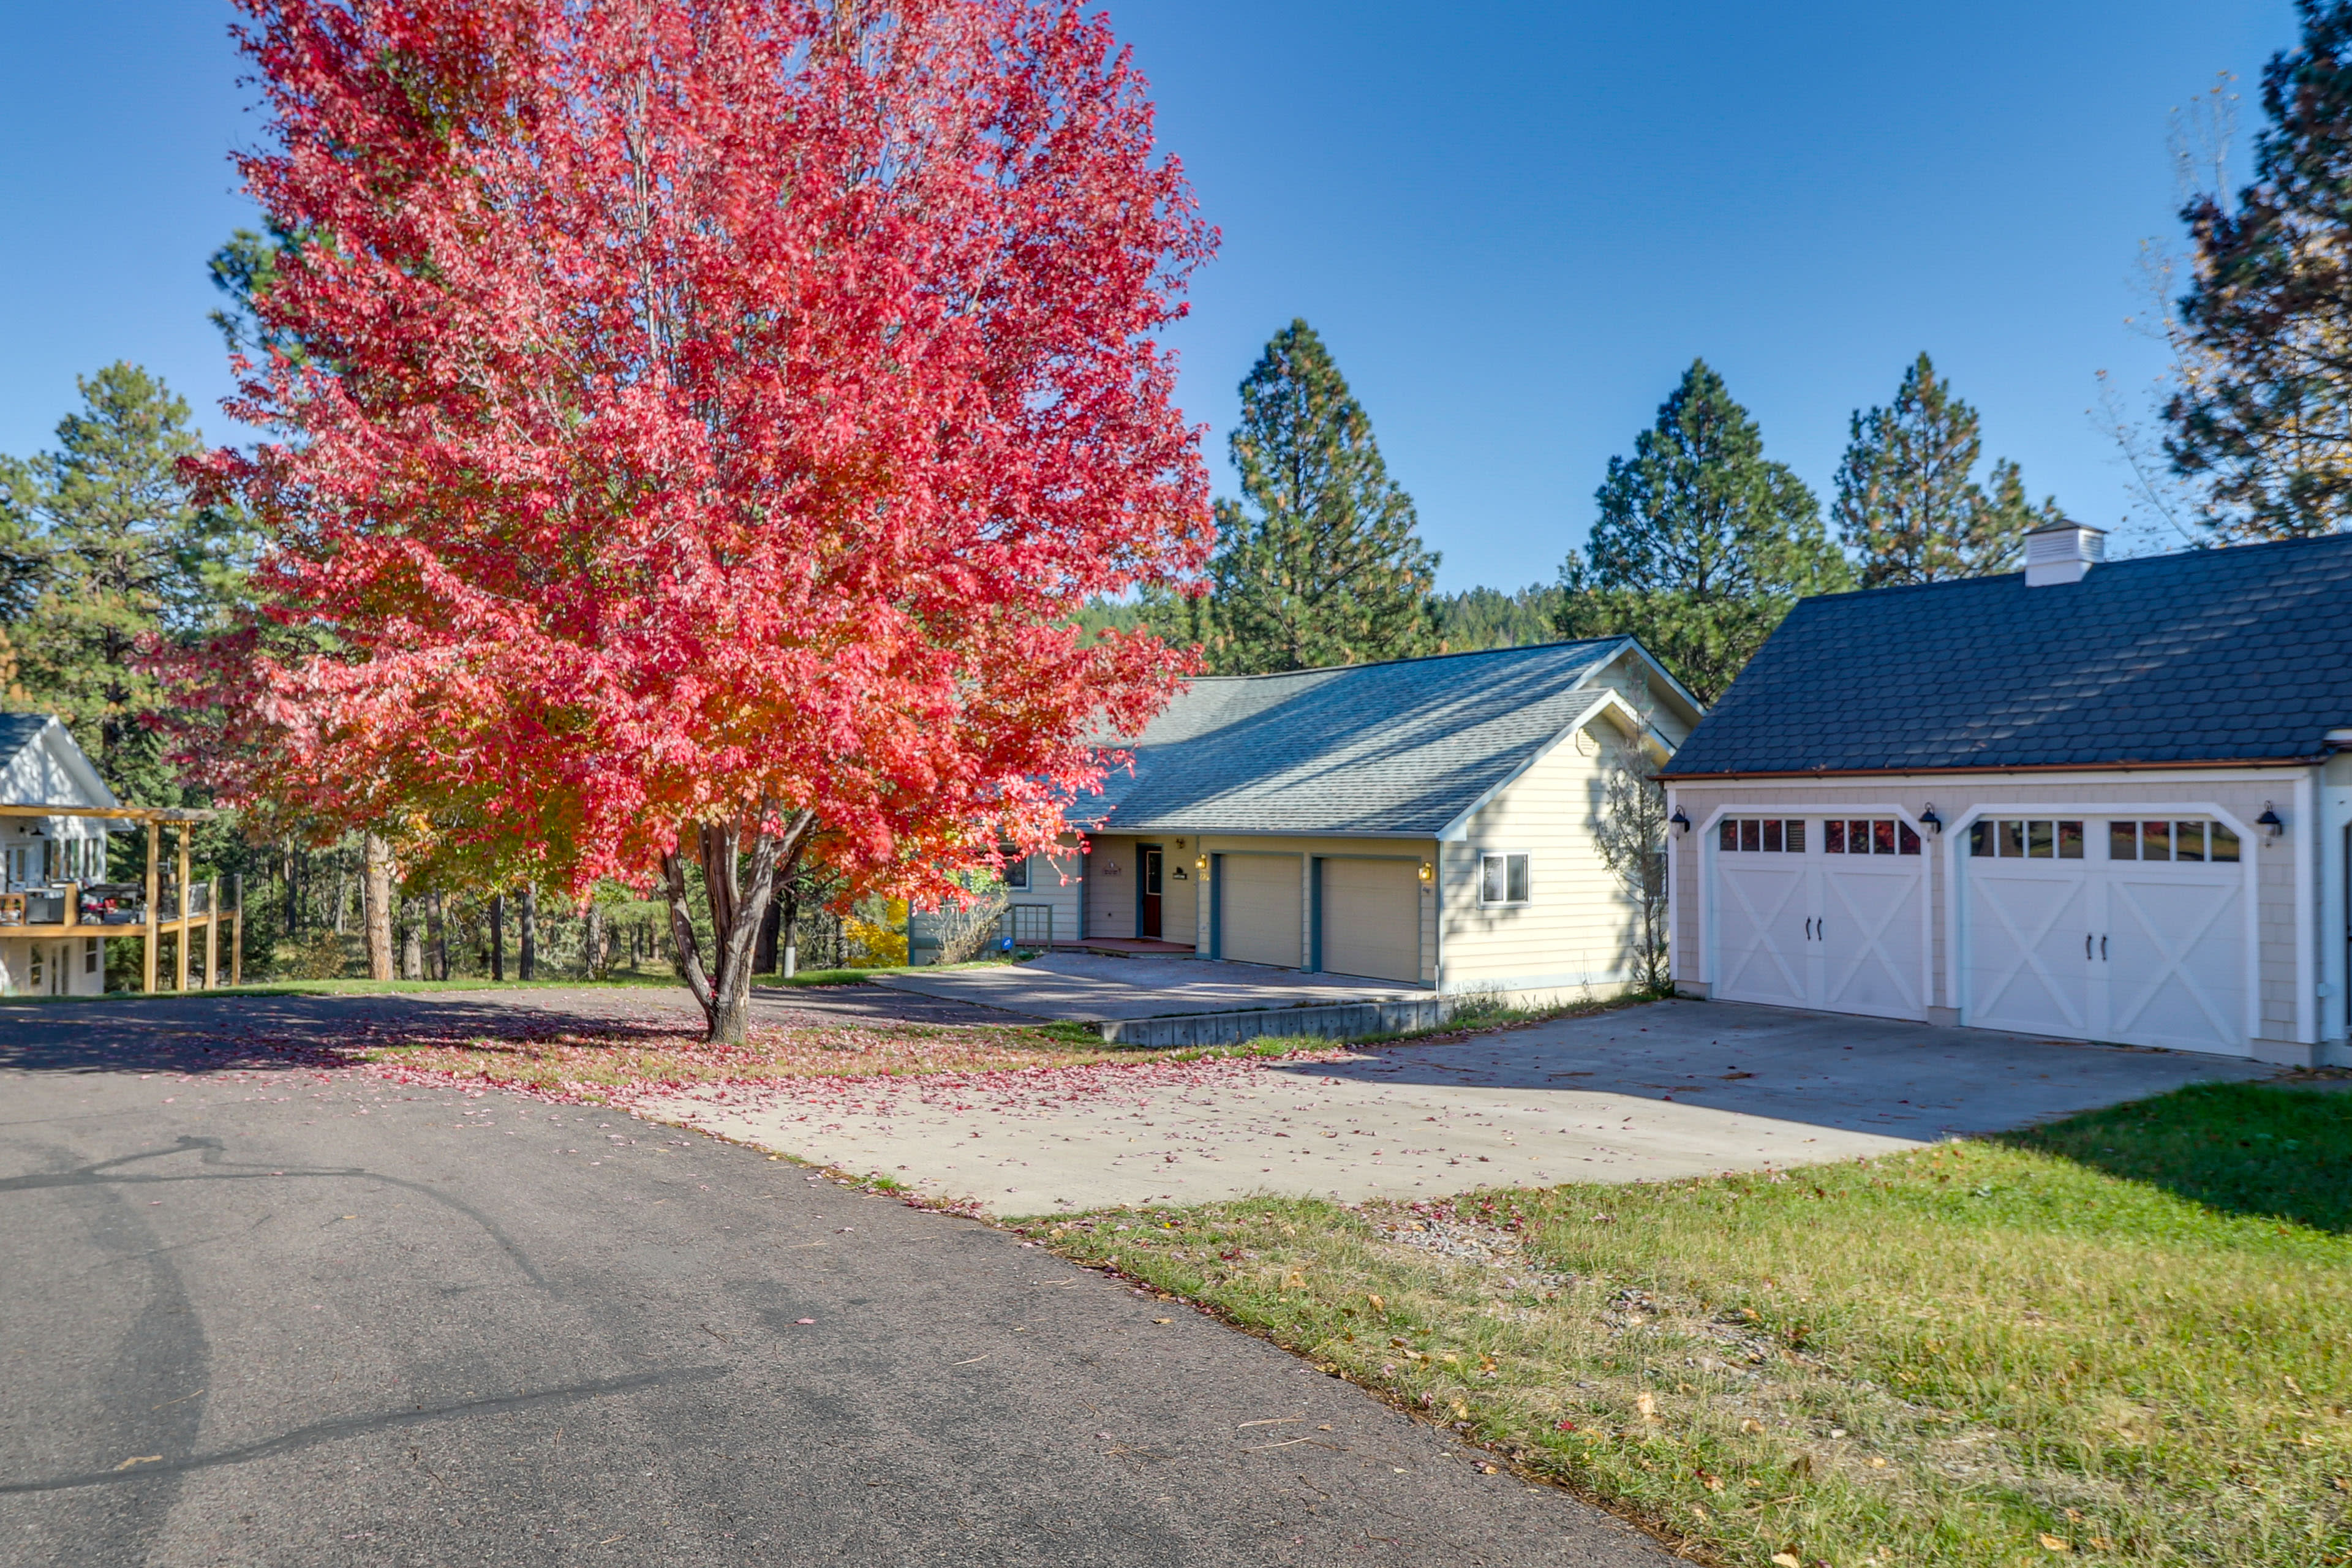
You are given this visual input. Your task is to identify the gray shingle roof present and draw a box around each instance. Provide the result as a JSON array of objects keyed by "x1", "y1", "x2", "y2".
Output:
[
  {"x1": 1082, "y1": 640, "x2": 1630, "y2": 835},
  {"x1": 1664, "y1": 533, "x2": 2352, "y2": 777}
]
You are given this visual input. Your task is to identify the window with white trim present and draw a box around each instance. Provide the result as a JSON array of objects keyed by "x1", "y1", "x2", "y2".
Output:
[
  {"x1": 1479, "y1": 853, "x2": 1531, "y2": 906},
  {"x1": 997, "y1": 845, "x2": 1031, "y2": 891},
  {"x1": 1717, "y1": 818, "x2": 1806, "y2": 853}
]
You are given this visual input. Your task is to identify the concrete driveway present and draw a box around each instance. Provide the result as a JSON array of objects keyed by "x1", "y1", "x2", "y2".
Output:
[
  {"x1": 651, "y1": 999, "x2": 2277, "y2": 1216},
  {"x1": 0, "y1": 1019, "x2": 1665, "y2": 1568},
  {"x1": 877, "y1": 951, "x2": 1417, "y2": 1022}
]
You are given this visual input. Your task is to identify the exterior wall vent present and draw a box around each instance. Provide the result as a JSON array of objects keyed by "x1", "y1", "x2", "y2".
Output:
[{"x1": 2023, "y1": 521, "x2": 2106, "y2": 587}]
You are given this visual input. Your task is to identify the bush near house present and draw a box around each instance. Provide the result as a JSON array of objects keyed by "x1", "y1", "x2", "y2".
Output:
[{"x1": 1033, "y1": 1082, "x2": 2352, "y2": 1568}]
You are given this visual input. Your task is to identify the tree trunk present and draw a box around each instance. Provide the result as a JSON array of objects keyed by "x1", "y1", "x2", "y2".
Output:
[
  {"x1": 283, "y1": 842, "x2": 300, "y2": 935},
  {"x1": 362, "y1": 833, "x2": 396, "y2": 981},
  {"x1": 659, "y1": 806, "x2": 813, "y2": 1044},
  {"x1": 584, "y1": 902, "x2": 606, "y2": 979},
  {"x1": 490, "y1": 892, "x2": 505, "y2": 981},
  {"x1": 401, "y1": 897, "x2": 423, "y2": 980},
  {"x1": 519, "y1": 884, "x2": 538, "y2": 981},
  {"x1": 427, "y1": 892, "x2": 447, "y2": 981}
]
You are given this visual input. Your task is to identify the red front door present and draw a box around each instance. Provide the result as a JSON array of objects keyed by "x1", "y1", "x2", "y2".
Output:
[{"x1": 1140, "y1": 848, "x2": 1163, "y2": 939}]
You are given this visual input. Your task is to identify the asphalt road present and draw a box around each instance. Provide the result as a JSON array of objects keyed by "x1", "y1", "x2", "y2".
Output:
[{"x1": 0, "y1": 999, "x2": 1669, "y2": 1567}]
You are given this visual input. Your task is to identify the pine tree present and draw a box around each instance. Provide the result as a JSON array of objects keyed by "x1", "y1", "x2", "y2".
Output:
[
  {"x1": 1554, "y1": 360, "x2": 1848, "y2": 703},
  {"x1": 2166, "y1": 1, "x2": 2352, "y2": 538},
  {"x1": 1190, "y1": 321, "x2": 1440, "y2": 673},
  {"x1": 1836, "y1": 353, "x2": 2060, "y2": 586},
  {"x1": 4, "y1": 363, "x2": 252, "y2": 801}
]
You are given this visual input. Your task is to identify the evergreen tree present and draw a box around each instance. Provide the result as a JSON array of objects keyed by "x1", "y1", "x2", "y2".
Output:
[
  {"x1": 1836, "y1": 353, "x2": 2060, "y2": 586},
  {"x1": 3, "y1": 363, "x2": 252, "y2": 802},
  {"x1": 1554, "y1": 360, "x2": 1847, "y2": 703},
  {"x1": 2166, "y1": 1, "x2": 2352, "y2": 538},
  {"x1": 1438, "y1": 584, "x2": 1566, "y2": 650},
  {"x1": 1188, "y1": 320, "x2": 1440, "y2": 673}
]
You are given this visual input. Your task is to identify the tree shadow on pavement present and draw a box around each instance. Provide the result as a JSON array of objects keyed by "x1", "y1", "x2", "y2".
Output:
[{"x1": 0, "y1": 990, "x2": 693, "y2": 1078}]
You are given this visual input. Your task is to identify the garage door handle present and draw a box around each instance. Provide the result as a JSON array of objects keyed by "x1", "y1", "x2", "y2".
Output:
[
  {"x1": 2101, "y1": 935, "x2": 2107, "y2": 961},
  {"x1": 2085, "y1": 933, "x2": 2092, "y2": 960}
]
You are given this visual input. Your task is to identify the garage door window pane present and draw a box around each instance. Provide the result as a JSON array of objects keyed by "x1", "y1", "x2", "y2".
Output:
[
  {"x1": 1828, "y1": 820, "x2": 1848, "y2": 854},
  {"x1": 2141, "y1": 821, "x2": 2171, "y2": 861},
  {"x1": 2174, "y1": 822, "x2": 2206, "y2": 862},
  {"x1": 1898, "y1": 822, "x2": 1921, "y2": 854},
  {"x1": 1969, "y1": 821, "x2": 1991, "y2": 856},
  {"x1": 1785, "y1": 821, "x2": 1806, "y2": 853},
  {"x1": 2211, "y1": 823, "x2": 2241, "y2": 862},
  {"x1": 1999, "y1": 820, "x2": 2026, "y2": 858},
  {"x1": 1741, "y1": 820, "x2": 1761, "y2": 852},
  {"x1": 2027, "y1": 821, "x2": 2053, "y2": 858},
  {"x1": 2057, "y1": 821, "x2": 2084, "y2": 859},
  {"x1": 2109, "y1": 821, "x2": 2136, "y2": 860},
  {"x1": 1718, "y1": 820, "x2": 1736, "y2": 851},
  {"x1": 1763, "y1": 819, "x2": 1782, "y2": 853}
]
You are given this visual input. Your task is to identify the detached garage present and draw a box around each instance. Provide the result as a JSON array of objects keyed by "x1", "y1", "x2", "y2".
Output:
[{"x1": 1665, "y1": 522, "x2": 2352, "y2": 1067}]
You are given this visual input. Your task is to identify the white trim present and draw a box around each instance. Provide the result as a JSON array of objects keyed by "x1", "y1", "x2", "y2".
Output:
[
  {"x1": 1665, "y1": 785, "x2": 1681, "y2": 987},
  {"x1": 1667, "y1": 766, "x2": 2311, "y2": 790},
  {"x1": 2324, "y1": 769, "x2": 2352, "y2": 1045},
  {"x1": 1695, "y1": 802, "x2": 1933, "y2": 1019},
  {"x1": 1943, "y1": 800, "x2": 2262, "y2": 1051},
  {"x1": 1586, "y1": 637, "x2": 1707, "y2": 732},
  {"x1": 1476, "y1": 849, "x2": 1533, "y2": 908},
  {"x1": 2296, "y1": 768, "x2": 2318, "y2": 1046}
]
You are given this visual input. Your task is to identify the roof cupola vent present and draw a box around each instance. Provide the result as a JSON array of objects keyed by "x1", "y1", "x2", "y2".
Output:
[{"x1": 2023, "y1": 519, "x2": 2106, "y2": 587}]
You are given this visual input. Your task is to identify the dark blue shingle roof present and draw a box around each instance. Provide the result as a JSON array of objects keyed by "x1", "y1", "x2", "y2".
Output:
[{"x1": 1664, "y1": 533, "x2": 2352, "y2": 777}]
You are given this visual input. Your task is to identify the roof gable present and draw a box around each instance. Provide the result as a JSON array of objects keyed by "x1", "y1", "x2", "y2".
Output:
[
  {"x1": 1665, "y1": 533, "x2": 2352, "y2": 777},
  {"x1": 1080, "y1": 639, "x2": 1642, "y2": 835},
  {"x1": 0, "y1": 716, "x2": 119, "y2": 809}
]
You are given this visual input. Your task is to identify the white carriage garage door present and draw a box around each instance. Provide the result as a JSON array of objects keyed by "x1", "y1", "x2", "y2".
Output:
[
  {"x1": 1319, "y1": 858, "x2": 1420, "y2": 983},
  {"x1": 1219, "y1": 853, "x2": 1303, "y2": 968},
  {"x1": 1964, "y1": 816, "x2": 2249, "y2": 1055},
  {"x1": 1711, "y1": 815, "x2": 1929, "y2": 1022}
]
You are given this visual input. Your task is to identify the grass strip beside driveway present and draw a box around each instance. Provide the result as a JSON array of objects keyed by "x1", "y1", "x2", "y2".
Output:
[{"x1": 1028, "y1": 1082, "x2": 2351, "y2": 1568}]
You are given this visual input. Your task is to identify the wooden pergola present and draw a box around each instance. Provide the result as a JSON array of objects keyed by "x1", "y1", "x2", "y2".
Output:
[{"x1": 0, "y1": 802, "x2": 240, "y2": 992}]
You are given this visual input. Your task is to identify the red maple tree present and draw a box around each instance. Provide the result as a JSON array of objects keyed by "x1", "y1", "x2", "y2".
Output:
[{"x1": 186, "y1": 0, "x2": 1213, "y2": 1039}]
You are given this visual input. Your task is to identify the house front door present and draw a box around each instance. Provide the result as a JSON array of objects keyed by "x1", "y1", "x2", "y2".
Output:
[{"x1": 1139, "y1": 847, "x2": 1163, "y2": 940}]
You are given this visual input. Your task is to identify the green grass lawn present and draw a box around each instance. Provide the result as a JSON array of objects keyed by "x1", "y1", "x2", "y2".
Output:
[{"x1": 1033, "y1": 1082, "x2": 2351, "y2": 1567}]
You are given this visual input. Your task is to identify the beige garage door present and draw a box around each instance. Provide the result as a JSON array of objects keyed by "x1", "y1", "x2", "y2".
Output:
[
  {"x1": 1220, "y1": 854, "x2": 1302, "y2": 968},
  {"x1": 1321, "y1": 858, "x2": 1420, "y2": 982}
]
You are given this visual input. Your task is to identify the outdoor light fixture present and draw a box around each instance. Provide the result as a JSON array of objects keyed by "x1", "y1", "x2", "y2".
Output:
[
  {"x1": 1417, "y1": 860, "x2": 1434, "y2": 885},
  {"x1": 1920, "y1": 805, "x2": 1943, "y2": 835},
  {"x1": 1194, "y1": 854, "x2": 1207, "y2": 873},
  {"x1": 1669, "y1": 807, "x2": 1691, "y2": 836},
  {"x1": 2259, "y1": 802, "x2": 2285, "y2": 839}
]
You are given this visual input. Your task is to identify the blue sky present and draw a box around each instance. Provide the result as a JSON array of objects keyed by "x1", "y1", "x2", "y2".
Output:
[{"x1": 0, "y1": 1, "x2": 2299, "y2": 589}]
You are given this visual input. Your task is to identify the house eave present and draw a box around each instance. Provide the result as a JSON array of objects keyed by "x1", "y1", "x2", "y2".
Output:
[{"x1": 1657, "y1": 754, "x2": 2329, "y2": 783}]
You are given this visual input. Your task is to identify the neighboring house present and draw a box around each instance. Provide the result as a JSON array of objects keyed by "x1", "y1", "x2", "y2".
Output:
[
  {"x1": 0, "y1": 715, "x2": 124, "y2": 997},
  {"x1": 1660, "y1": 522, "x2": 2352, "y2": 1067},
  {"x1": 993, "y1": 639, "x2": 1702, "y2": 999}
]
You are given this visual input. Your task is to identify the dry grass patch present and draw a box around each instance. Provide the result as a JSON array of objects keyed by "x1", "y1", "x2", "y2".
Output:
[{"x1": 1033, "y1": 1082, "x2": 2352, "y2": 1567}]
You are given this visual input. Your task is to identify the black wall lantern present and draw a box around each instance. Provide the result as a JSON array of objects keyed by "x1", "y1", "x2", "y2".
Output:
[
  {"x1": 1670, "y1": 807, "x2": 1691, "y2": 837},
  {"x1": 1919, "y1": 805, "x2": 1943, "y2": 835},
  {"x1": 2258, "y1": 802, "x2": 2285, "y2": 839}
]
